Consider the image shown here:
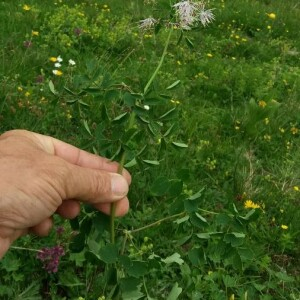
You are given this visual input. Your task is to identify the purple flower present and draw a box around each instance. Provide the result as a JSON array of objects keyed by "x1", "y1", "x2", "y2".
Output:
[
  {"x1": 37, "y1": 245, "x2": 65, "y2": 273},
  {"x1": 56, "y1": 226, "x2": 65, "y2": 236}
]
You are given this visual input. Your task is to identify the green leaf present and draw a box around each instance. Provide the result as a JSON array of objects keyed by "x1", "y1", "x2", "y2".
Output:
[
  {"x1": 83, "y1": 119, "x2": 92, "y2": 136},
  {"x1": 185, "y1": 37, "x2": 194, "y2": 48},
  {"x1": 113, "y1": 112, "x2": 128, "y2": 122},
  {"x1": 159, "y1": 107, "x2": 177, "y2": 121},
  {"x1": 64, "y1": 86, "x2": 76, "y2": 95},
  {"x1": 190, "y1": 212, "x2": 208, "y2": 228},
  {"x1": 0, "y1": 253, "x2": 21, "y2": 272},
  {"x1": 58, "y1": 271, "x2": 85, "y2": 287},
  {"x1": 195, "y1": 212, "x2": 208, "y2": 223},
  {"x1": 163, "y1": 124, "x2": 176, "y2": 137},
  {"x1": 125, "y1": 158, "x2": 137, "y2": 168},
  {"x1": 138, "y1": 116, "x2": 149, "y2": 124},
  {"x1": 184, "y1": 199, "x2": 198, "y2": 213},
  {"x1": 166, "y1": 282, "x2": 182, "y2": 300},
  {"x1": 120, "y1": 278, "x2": 144, "y2": 300},
  {"x1": 166, "y1": 80, "x2": 181, "y2": 90},
  {"x1": 162, "y1": 253, "x2": 184, "y2": 265},
  {"x1": 188, "y1": 188, "x2": 205, "y2": 200},
  {"x1": 69, "y1": 233, "x2": 86, "y2": 253},
  {"x1": 78, "y1": 99, "x2": 89, "y2": 107},
  {"x1": 275, "y1": 271, "x2": 295, "y2": 282},
  {"x1": 142, "y1": 159, "x2": 160, "y2": 165},
  {"x1": 120, "y1": 256, "x2": 148, "y2": 278},
  {"x1": 99, "y1": 243, "x2": 119, "y2": 264},
  {"x1": 49, "y1": 80, "x2": 57, "y2": 95},
  {"x1": 168, "y1": 179, "x2": 183, "y2": 197},
  {"x1": 173, "y1": 215, "x2": 189, "y2": 224},
  {"x1": 147, "y1": 121, "x2": 161, "y2": 137},
  {"x1": 123, "y1": 92, "x2": 139, "y2": 107},
  {"x1": 188, "y1": 247, "x2": 206, "y2": 266},
  {"x1": 223, "y1": 232, "x2": 245, "y2": 247},
  {"x1": 196, "y1": 232, "x2": 211, "y2": 239},
  {"x1": 150, "y1": 176, "x2": 170, "y2": 196},
  {"x1": 222, "y1": 275, "x2": 236, "y2": 288},
  {"x1": 172, "y1": 142, "x2": 188, "y2": 148}
]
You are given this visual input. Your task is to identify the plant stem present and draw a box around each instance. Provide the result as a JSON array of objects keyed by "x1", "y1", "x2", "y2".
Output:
[
  {"x1": 10, "y1": 246, "x2": 42, "y2": 253},
  {"x1": 143, "y1": 28, "x2": 173, "y2": 95},
  {"x1": 109, "y1": 28, "x2": 173, "y2": 244},
  {"x1": 128, "y1": 211, "x2": 186, "y2": 234},
  {"x1": 110, "y1": 112, "x2": 136, "y2": 244}
]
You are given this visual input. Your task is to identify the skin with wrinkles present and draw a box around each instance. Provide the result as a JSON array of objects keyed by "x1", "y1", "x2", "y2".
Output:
[{"x1": 0, "y1": 130, "x2": 131, "y2": 258}]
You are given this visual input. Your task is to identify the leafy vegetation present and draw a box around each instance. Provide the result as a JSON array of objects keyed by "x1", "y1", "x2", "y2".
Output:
[{"x1": 0, "y1": 0, "x2": 299, "y2": 299}]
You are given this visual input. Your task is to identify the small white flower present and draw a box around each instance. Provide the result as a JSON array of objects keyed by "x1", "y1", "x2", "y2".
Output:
[
  {"x1": 144, "y1": 105, "x2": 150, "y2": 110},
  {"x1": 68, "y1": 59, "x2": 76, "y2": 66},
  {"x1": 54, "y1": 62, "x2": 62, "y2": 68},
  {"x1": 139, "y1": 17, "x2": 157, "y2": 30},
  {"x1": 57, "y1": 55, "x2": 63, "y2": 63},
  {"x1": 198, "y1": 9, "x2": 215, "y2": 27}
]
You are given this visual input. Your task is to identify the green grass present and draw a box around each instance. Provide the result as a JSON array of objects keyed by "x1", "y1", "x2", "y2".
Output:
[{"x1": 0, "y1": 0, "x2": 299, "y2": 299}]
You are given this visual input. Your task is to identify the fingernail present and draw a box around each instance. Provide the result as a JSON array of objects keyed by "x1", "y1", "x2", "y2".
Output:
[{"x1": 111, "y1": 174, "x2": 128, "y2": 198}]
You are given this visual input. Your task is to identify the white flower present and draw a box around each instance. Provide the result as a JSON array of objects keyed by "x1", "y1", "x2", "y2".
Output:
[
  {"x1": 68, "y1": 59, "x2": 76, "y2": 66},
  {"x1": 173, "y1": 0, "x2": 214, "y2": 30},
  {"x1": 54, "y1": 62, "x2": 62, "y2": 68},
  {"x1": 56, "y1": 55, "x2": 63, "y2": 63},
  {"x1": 144, "y1": 105, "x2": 150, "y2": 110},
  {"x1": 139, "y1": 17, "x2": 157, "y2": 30},
  {"x1": 173, "y1": 1, "x2": 198, "y2": 30},
  {"x1": 198, "y1": 8, "x2": 215, "y2": 27}
]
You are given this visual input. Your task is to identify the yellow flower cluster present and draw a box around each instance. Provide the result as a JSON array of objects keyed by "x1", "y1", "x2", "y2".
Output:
[{"x1": 244, "y1": 199, "x2": 260, "y2": 209}]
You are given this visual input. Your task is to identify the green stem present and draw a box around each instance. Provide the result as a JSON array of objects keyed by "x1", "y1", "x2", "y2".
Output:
[
  {"x1": 128, "y1": 211, "x2": 186, "y2": 234},
  {"x1": 143, "y1": 28, "x2": 173, "y2": 95},
  {"x1": 110, "y1": 112, "x2": 136, "y2": 244},
  {"x1": 109, "y1": 28, "x2": 173, "y2": 244},
  {"x1": 10, "y1": 246, "x2": 42, "y2": 253}
]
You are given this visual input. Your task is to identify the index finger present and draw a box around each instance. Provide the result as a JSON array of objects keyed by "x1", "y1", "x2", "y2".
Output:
[{"x1": 13, "y1": 130, "x2": 131, "y2": 183}]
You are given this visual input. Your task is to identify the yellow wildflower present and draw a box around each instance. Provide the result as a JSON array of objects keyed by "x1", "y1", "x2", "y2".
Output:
[
  {"x1": 293, "y1": 186, "x2": 299, "y2": 191},
  {"x1": 17, "y1": 86, "x2": 23, "y2": 92},
  {"x1": 267, "y1": 13, "x2": 276, "y2": 20},
  {"x1": 23, "y1": 4, "x2": 31, "y2": 11},
  {"x1": 290, "y1": 127, "x2": 298, "y2": 135},
  {"x1": 207, "y1": 53, "x2": 213, "y2": 58},
  {"x1": 258, "y1": 100, "x2": 267, "y2": 108},
  {"x1": 32, "y1": 30, "x2": 39, "y2": 36},
  {"x1": 281, "y1": 225, "x2": 288, "y2": 230},
  {"x1": 52, "y1": 70, "x2": 63, "y2": 76},
  {"x1": 24, "y1": 91, "x2": 31, "y2": 97},
  {"x1": 267, "y1": 25, "x2": 272, "y2": 30},
  {"x1": 244, "y1": 199, "x2": 260, "y2": 209},
  {"x1": 50, "y1": 57, "x2": 57, "y2": 62}
]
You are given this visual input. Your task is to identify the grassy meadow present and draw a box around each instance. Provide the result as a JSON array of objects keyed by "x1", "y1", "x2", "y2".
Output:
[{"x1": 0, "y1": 0, "x2": 299, "y2": 299}]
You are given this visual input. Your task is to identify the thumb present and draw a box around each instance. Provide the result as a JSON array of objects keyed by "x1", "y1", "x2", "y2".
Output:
[{"x1": 61, "y1": 164, "x2": 129, "y2": 204}]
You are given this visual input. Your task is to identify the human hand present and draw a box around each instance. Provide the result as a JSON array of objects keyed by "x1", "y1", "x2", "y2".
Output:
[{"x1": 0, "y1": 130, "x2": 131, "y2": 258}]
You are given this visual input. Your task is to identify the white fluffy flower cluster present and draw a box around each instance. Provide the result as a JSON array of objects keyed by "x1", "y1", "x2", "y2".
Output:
[
  {"x1": 138, "y1": 1, "x2": 214, "y2": 31},
  {"x1": 173, "y1": 0, "x2": 215, "y2": 30}
]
